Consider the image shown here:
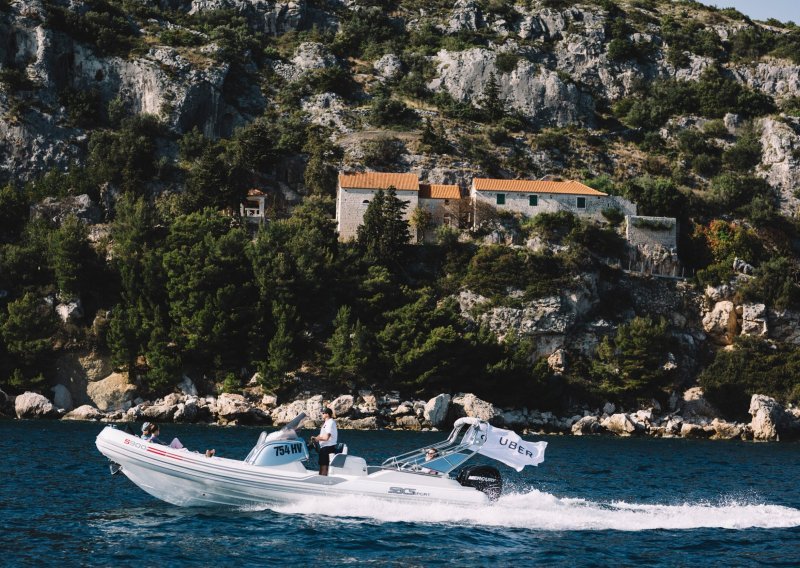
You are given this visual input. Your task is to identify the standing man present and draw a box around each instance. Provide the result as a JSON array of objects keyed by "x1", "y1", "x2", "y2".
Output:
[{"x1": 311, "y1": 407, "x2": 338, "y2": 476}]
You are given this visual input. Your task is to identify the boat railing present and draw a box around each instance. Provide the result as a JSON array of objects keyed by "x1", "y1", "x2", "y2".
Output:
[{"x1": 381, "y1": 418, "x2": 488, "y2": 475}]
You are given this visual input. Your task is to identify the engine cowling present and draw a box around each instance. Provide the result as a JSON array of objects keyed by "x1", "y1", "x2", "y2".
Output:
[{"x1": 456, "y1": 465, "x2": 502, "y2": 501}]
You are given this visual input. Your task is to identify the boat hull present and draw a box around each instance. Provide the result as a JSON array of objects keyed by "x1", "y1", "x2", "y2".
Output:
[{"x1": 96, "y1": 427, "x2": 489, "y2": 507}]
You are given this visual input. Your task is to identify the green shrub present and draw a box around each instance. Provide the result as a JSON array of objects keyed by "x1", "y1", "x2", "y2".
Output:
[
  {"x1": 495, "y1": 52, "x2": 521, "y2": 74},
  {"x1": 592, "y1": 316, "x2": 675, "y2": 403},
  {"x1": 45, "y1": 0, "x2": 140, "y2": 57},
  {"x1": 699, "y1": 337, "x2": 800, "y2": 418},
  {"x1": 370, "y1": 96, "x2": 418, "y2": 128},
  {"x1": 462, "y1": 245, "x2": 566, "y2": 299},
  {"x1": 59, "y1": 88, "x2": 103, "y2": 128},
  {"x1": 159, "y1": 28, "x2": 205, "y2": 48},
  {"x1": 601, "y1": 207, "x2": 625, "y2": 226},
  {"x1": 739, "y1": 256, "x2": 800, "y2": 310},
  {"x1": 722, "y1": 132, "x2": 762, "y2": 172},
  {"x1": 361, "y1": 137, "x2": 406, "y2": 169}
]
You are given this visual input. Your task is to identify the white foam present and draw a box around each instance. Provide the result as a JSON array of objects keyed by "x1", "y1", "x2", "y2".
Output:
[{"x1": 260, "y1": 490, "x2": 800, "y2": 531}]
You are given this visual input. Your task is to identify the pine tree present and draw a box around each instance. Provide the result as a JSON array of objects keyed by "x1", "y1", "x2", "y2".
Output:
[
  {"x1": 480, "y1": 72, "x2": 506, "y2": 122},
  {"x1": 259, "y1": 302, "x2": 297, "y2": 392},
  {"x1": 52, "y1": 215, "x2": 89, "y2": 300},
  {"x1": 327, "y1": 305, "x2": 369, "y2": 380},
  {"x1": 356, "y1": 187, "x2": 410, "y2": 265},
  {"x1": 144, "y1": 310, "x2": 182, "y2": 395},
  {"x1": 1, "y1": 293, "x2": 55, "y2": 379}
]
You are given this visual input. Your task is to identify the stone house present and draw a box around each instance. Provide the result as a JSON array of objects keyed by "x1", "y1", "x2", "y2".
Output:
[
  {"x1": 417, "y1": 183, "x2": 462, "y2": 242},
  {"x1": 335, "y1": 172, "x2": 423, "y2": 241},
  {"x1": 470, "y1": 178, "x2": 637, "y2": 227}
]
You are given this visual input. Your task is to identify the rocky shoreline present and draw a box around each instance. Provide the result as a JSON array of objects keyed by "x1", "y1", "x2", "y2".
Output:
[{"x1": 3, "y1": 382, "x2": 799, "y2": 443}]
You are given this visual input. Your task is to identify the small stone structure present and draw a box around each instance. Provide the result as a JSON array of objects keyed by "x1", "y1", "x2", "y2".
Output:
[{"x1": 625, "y1": 215, "x2": 678, "y2": 250}]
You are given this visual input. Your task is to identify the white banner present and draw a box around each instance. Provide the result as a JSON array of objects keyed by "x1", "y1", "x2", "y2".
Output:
[{"x1": 477, "y1": 425, "x2": 547, "y2": 472}]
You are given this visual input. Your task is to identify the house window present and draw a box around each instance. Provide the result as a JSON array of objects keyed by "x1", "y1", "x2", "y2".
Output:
[
  {"x1": 576, "y1": 197, "x2": 586, "y2": 209},
  {"x1": 496, "y1": 193, "x2": 505, "y2": 205},
  {"x1": 529, "y1": 195, "x2": 538, "y2": 207}
]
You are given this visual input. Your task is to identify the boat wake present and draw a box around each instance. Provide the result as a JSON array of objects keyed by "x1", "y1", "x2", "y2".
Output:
[{"x1": 258, "y1": 489, "x2": 800, "y2": 531}]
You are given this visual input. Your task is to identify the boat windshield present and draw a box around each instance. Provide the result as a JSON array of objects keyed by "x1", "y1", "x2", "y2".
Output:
[{"x1": 381, "y1": 418, "x2": 488, "y2": 475}]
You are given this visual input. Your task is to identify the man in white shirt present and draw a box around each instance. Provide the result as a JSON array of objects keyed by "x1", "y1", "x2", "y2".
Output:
[{"x1": 311, "y1": 407, "x2": 338, "y2": 476}]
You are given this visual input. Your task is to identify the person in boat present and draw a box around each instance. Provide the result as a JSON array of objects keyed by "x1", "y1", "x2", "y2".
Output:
[
  {"x1": 141, "y1": 422, "x2": 165, "y2": 445},
  {"x1": 421, "y1": 448, "x2": 440, "y2": 475},
  {"x1": 310, "y1": 407, "x2": 338, "y2": 476},
  {"x1": 141, "y1": 422, "x2": 215, "y2": 455}
]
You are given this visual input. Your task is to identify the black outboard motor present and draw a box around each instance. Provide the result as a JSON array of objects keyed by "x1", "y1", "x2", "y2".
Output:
[{"x1": 457, "y1": 465, "x2": 503, "y2": 501}]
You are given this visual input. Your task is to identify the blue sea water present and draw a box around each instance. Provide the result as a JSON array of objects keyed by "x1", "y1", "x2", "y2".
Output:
[{"x1": 1, "y1": 419, "x2": 799, "y2": 567}]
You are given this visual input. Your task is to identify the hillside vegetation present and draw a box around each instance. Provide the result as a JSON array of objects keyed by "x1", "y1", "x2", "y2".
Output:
[{"x1": 2, "y1": 0, "x2": 800, "y2": 415}]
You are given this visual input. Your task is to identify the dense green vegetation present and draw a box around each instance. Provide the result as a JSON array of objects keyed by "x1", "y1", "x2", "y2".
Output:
[{"x1": 3, "y1": 0, "x2": 800, "y2": 415}]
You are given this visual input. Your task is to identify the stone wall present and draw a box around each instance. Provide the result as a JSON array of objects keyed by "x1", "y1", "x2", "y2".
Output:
[
  {"x1": 335, "y1": 187, "x2": 419, "y2": 241},
  {"x1": 626, "y1": 216, "x2": 678, "y2": 250},
  {"x1": 472, "y1": 190, "x2": 635, "y2": 223}
]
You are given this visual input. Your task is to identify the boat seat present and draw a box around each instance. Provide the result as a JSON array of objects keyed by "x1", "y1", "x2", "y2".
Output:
[{"x1": 328, "y1": 455, "x2": 367, "y2": 476}]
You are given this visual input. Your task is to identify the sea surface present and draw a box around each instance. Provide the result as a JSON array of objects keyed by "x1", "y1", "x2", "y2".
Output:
[{"x1": 2, "y1": 419, "x2": 800, "y2": 567}]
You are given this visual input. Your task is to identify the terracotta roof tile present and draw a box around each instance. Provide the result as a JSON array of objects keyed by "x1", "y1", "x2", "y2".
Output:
[
  {"x1": 472, "y1": 178, "x2": 607, "y2": 196},
  {"x1": 338, "y1": 172, "x2": 419, "y2": 191},
  {"x1": 247, "y1": 188, "x2": 266, "y2": 196},
  {"x1": 419, "y1": 184, "x2": 461, "y2": 199}
]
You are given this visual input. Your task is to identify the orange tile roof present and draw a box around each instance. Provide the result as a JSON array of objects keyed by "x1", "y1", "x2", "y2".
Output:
[
  {"x1": 419, "y1": 184, "x2": 461, "y2": 200},
  {"x1": 247, "y1": 188, "x2": 266, "y2": 196},
  {"x1": 338, "y1": 172, "x2": 419, "y2": 191},
  {"x1": 472, "y1": 178, "x2": 607, "y2": 196}
]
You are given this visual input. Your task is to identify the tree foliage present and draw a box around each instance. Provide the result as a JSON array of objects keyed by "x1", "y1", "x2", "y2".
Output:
[
  {"x1": 356, "y1": 188, "x2": 411, "y2": 266},
  {"x1": 592, "y1": 316, "x2": 675, "y2": 403}
]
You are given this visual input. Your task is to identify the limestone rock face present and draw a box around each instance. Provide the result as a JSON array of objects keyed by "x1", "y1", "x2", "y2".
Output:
[
  {"x1": 395, "y1": 415, "x2": 421, "y2": 430},
  {"x1": 54, "y1": 351, "x2": 114, "y2": 407},
  {"x1": 768, "y1": 309, "x2": 800, "y2": 345},
  {"x1": 373, "y1": 53, "x2": 403, "y2": 81},
  {"x1": 30, "y1": 195, "x2": 102, "y2": 226},
  {"x1": 271, "y1": 395, "x2": 324, "y2": 426},
  {"x1": 741, "y1": 303, "x2": 768, "y2": 337},
  {"x1": 15, "y1": 392, "x2": 59, "y2": 419},
  {"x1": 758, "y1": 117, "x2": 800, "y2": 216},
  {"x1": 428, "y1": 48, "x2": 595, "y2": 128},
  {"x1": 710, "y1": 419, "x2": 745, "y2": 440},
  {"x1": 452, "y1": 393, "x2": 496, "y2": 422},
  {"x1": 329, "y1": 394, "x2": 354, "y2": 417},
  {"x1": 339, "y1": 416, "x2": 380, "y2": 430},
  {"x1": 423, "y1": 394, "x2": 451, "y2": 427},
  {"x1": 190, "y1": 0, "x2": 306, "y2": 35},
  {"x1": 680, "y1": 387, "x2": 720, "y2": 421},
  {"x1": 63, "y1": 404, "x2": 105, "y2": 421},
  {"x1": 749, "y1": 394, "x2": 784, "y2": 441},
  {"x1": 702, "y1": 301, "x2": 738, "y2": 345},
  {"x1": 601, "y1": 413, "x2": 636, "y2": 436},
  {"x1": 272, "y1": 42, "x2": 337, "y2": 82},
  {"x1": 680, "y1": 422, "x2": 713, "y2": 439},
  {"x1": 446, "y1": 0, "x2": 484, "y2": 34},
  {"x1": 56, "y1": 299, "x2": 84, "y2": 323},
  {"x1": 571, "y1": 415, "x2": 605, "y2": 435},
  {"x1": 214, "y1": 393, "x2": 269, "y2": 425},
  {"x1": 87, "y1": 372, "x2": 137, "y2": 412}
]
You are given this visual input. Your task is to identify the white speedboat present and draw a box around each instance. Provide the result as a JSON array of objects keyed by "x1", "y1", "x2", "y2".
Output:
[{"x1": 95, "y1": 414, "x2": 547, "y2": 507}]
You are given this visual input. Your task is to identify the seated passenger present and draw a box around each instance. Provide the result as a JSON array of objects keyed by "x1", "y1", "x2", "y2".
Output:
[
  {"x1": 141, "y1": 422, "x2": 165, "y2": 445},
  {"x1": 422, "y1": 448, "x2": 440, "y2": 474}
]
